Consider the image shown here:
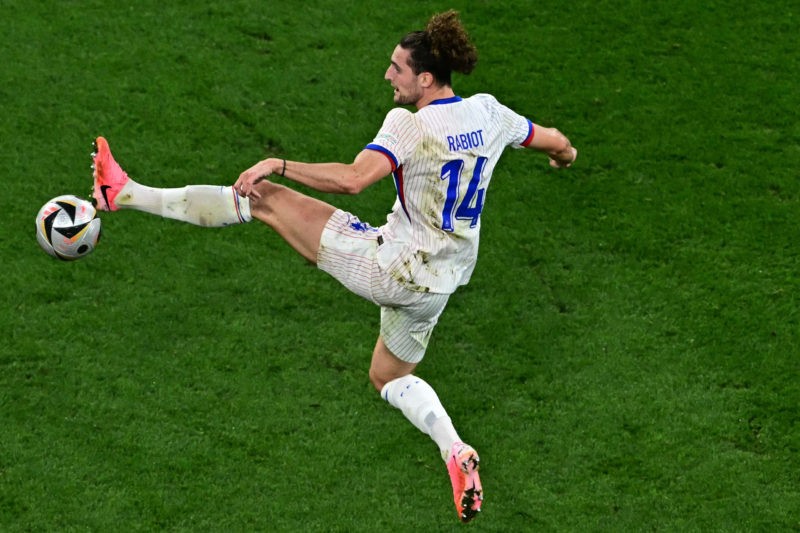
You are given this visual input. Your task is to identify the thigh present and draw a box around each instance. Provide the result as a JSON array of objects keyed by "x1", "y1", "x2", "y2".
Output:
[{"x1": 249, "y1": 180, "x2": 337, "y2": 264}]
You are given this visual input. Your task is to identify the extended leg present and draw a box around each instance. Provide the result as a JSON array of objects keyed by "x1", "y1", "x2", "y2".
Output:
[{"x1": 91, "y1": 136, "x2": 335, "y2": 263}]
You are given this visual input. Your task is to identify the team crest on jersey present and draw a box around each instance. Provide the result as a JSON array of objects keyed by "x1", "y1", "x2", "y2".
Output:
[{"x1": 350, "y1": 220, "x2": 377, "y2": 233}]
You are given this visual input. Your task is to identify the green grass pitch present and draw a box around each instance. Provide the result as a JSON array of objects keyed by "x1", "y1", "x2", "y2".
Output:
[{"x1": 1, "y1": 0, "x2": 798, "y2": 530}]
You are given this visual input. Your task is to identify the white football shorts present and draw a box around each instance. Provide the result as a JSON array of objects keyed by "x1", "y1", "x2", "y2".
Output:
[{"x1": 317, "y1": 209, "x2": 450, "y2": 363}]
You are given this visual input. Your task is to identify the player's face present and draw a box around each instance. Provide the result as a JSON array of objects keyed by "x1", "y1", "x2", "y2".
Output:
[{"x1": 385, "y1": 45, "x2": 423, "y2": 106}]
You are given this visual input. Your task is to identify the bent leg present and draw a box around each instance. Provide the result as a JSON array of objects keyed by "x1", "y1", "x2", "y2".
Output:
[
  {"x1": 372, "y1": 337, "x2": 462, "y2": 458},
  {"x1": 248, "y1": 179, "x2": 337, "y2": 264},
  {"x1": 369, "y1": 337, "x2": 417, "y2": 391},
  {"x1": 373, "y1": 336, "x2": 483, "y2": 522}
]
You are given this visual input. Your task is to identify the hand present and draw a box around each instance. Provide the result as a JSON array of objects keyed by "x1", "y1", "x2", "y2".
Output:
[
  {"x1": 234, "y1": 158, "x2": 283, "y2": 199},
  {"x1": 549, "y1": 147, "x2": 577, "y2": 169}
]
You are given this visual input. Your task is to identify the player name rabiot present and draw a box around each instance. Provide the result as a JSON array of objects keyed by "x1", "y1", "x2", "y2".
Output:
[{"x1": 446, "y1": 129, "x2": 485, "y2": 151}]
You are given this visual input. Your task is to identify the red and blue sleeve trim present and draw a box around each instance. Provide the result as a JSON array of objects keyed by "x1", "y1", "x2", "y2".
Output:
[
  {"x1": 365, "y1": 143, "x2": 398, "y2": 171},
  {"x1": 521, "y1": 119, "x2": 535, "y2": 147}
]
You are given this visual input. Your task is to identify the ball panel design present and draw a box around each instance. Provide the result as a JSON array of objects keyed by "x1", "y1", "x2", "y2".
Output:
[{"x1": 35, "y1": 195, "x2": 102, "y2": 261}]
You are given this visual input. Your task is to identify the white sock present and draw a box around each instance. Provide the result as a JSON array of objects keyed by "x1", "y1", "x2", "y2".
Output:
[
  {"x1": 115, "y1": 179, "x2": 251, "y2": 227},
  {"x1": 381, "y1": 375, "x2": 462, "y2": 461}
]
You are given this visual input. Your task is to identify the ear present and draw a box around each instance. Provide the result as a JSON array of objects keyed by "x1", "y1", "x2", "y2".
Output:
[{"x1": 419, "y1": 72, "x2": 434, "y2": 88}]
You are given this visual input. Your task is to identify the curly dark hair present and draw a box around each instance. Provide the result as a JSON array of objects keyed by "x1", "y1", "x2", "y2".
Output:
[{"x1": 398, "y1": 10, "x2": 478, "y2": 86}]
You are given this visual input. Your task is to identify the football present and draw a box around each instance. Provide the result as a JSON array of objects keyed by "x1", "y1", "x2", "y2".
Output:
[{"x1": 36, "y1": 195, "x2": 102, "y2": 260}]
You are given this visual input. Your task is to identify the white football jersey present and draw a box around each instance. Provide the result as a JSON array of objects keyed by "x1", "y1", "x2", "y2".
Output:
[{"x1": 366, "y1": 94, "x2": 533, "y2": 294}]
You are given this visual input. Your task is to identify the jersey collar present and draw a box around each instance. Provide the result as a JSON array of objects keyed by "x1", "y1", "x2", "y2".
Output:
[{"x1": 429, "y1": 95, "x2": 462, "y2": 106}]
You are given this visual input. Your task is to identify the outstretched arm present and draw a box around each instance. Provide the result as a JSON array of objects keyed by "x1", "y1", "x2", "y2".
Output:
[
  {"x1": 235, "y1": 149, "x2": 393, "y2": 199},
  {"x1": 527, "y1": 124, "x2": 578, "y2": 168}
]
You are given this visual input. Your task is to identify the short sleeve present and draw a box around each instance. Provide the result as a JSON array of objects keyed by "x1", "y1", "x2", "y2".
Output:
[
  {"x1": 365, "y1": 108, "x2": 421, "y2": 170},
  {"x1": 472, "y1": 93, "x2": 534, "y2": 149},
  {"x1": 499, "y1": 103, "x2": 534, "y2": 148}
]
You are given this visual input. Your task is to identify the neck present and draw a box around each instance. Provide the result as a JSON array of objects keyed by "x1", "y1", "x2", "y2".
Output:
[{"x1": 415, "y1": 85, "x2": 455, "y2": 109}]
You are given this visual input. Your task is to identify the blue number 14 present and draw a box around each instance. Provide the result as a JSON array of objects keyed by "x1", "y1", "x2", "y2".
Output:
[{"x1": 440, "y1": 156, "x2": 488, "y2": 232}]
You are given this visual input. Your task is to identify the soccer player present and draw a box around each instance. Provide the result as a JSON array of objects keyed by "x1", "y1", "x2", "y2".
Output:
[{"x1": 91, "y1": 10, "x2": 576, "y2": 523}]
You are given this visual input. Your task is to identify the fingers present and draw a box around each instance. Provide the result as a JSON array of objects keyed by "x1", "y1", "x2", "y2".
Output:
[
  {"x1": 549, "y1": 147, "x2": 577, "y2": 169},
  {"x1": 233, "y1": 174, "x2": 253, "y2": 198},
  {"x1": 234, "y1": 159, "x2": 278, "y2": 198},
  {"x1": 234, "y1": 175, "x2": 261, "y2": 199}
]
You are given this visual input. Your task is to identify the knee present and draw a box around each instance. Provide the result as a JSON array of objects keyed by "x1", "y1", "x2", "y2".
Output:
[
  {"x1": 250, "y1": 179, "x2": 290, "y2": 219},
  {"x1": 369, "y1": 363, "x2": 416, "y2": 393},
  {"x1": 369, "y1": 365, "x2": 410, "y2": 393},
  {"x1": 368, "y1": 366, "x2": 388, "y2": 392},
  {"x1": 247, "y1": 180, "x2": 281, "y2": 218},
  {"x1": 368, "y1": 338, "x2": 417, "y2": 392}
]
